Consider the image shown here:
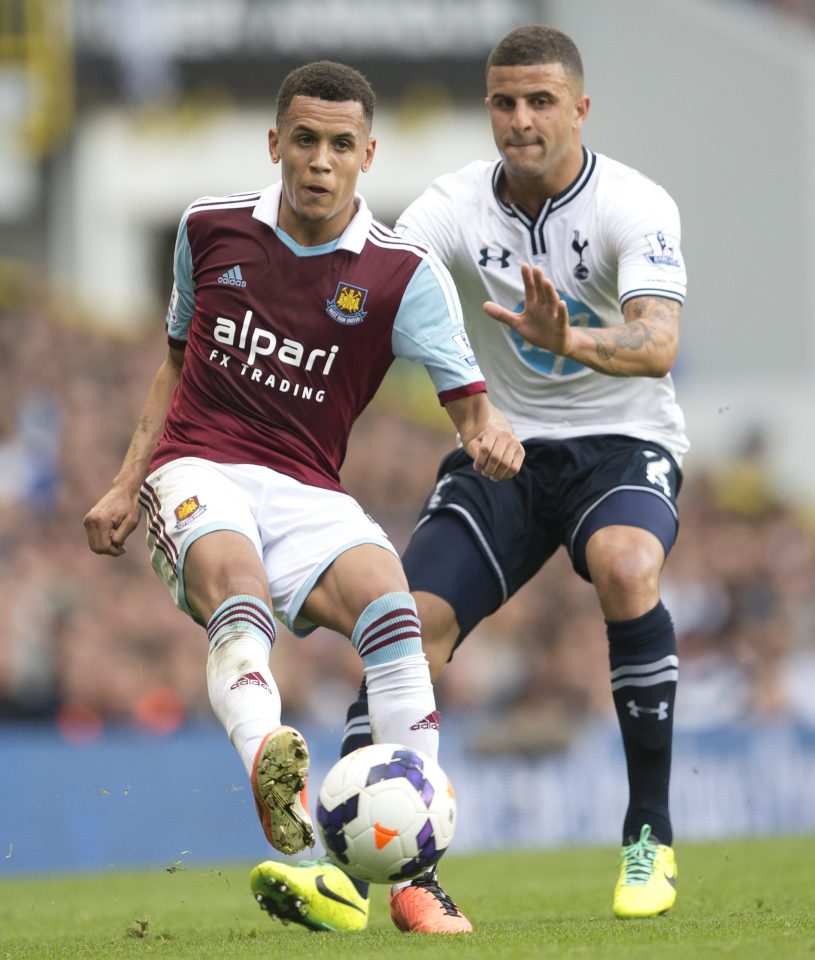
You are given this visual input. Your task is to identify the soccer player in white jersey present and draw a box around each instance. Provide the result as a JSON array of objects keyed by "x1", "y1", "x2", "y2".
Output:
[
  {"x1": 285, "y1": 25, "x2": 687, "y2": 929},
  {"x1": 83, "y1": 60, "x2": 523, "y2": 935}
]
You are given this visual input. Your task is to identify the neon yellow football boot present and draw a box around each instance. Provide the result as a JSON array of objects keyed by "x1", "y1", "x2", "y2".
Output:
[
  {"x1": 613, "y1": 824, "x2": 677, "y2": 918},
  {"x1": 250, "y1": 858, "x2": 369, "y2": 932}
]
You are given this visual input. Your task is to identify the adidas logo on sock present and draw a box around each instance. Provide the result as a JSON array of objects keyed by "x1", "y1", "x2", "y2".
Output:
[
  {"x1": 230, "y1": 671, "x2": 272, "y2": 693},
  {"x1": 218, "y1": 264, "x2": 247, "y2": 287},
  {"x1": 410, "y1": 710, "x2": 440, "y2": 731}
]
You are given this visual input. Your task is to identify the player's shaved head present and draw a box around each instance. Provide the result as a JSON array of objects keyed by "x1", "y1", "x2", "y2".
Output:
[
  {"x1": 487, "y1": 25, "x2": 584, "y2": 92},
  {"x1": 276, "y1": 60, "x2": 376, "y2": 128}
]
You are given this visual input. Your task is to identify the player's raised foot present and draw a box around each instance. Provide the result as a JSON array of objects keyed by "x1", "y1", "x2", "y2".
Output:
[
  {"x1": 613, "y1": 824, "x2": 677, "y2": 918},
  {"x1": 251, "y1": 726, "x2": 314, "y2": 855},
  {"x1": 250, "y1": 859, "x2": 369, "y2": 932},
  {"x1": 389, "y1": 872, "x2": 473, "y2": 934}
]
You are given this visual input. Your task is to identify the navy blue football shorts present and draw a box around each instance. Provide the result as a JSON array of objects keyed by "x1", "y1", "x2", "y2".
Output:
[{"x1": 402, "y1": 434, "x2": 682, "y2": 646}]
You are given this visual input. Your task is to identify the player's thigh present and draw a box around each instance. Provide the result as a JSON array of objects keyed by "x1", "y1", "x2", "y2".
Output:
[
  {"x1": 260, "y1": 477, "x2": 399, "y2": 637},
  {"x1": 405, "y1": 448, "x2": 555, "y2": 640},
  {"x1": 140, "y1": 457, "x2": 264, "y2": 624},
  {"x1": 403, "y1": 510, "x2": 503, "y2": 647},
  {"x1": 301, "y1": 543, "x2": 408, "y2": 637},
  {"x1": 562, "y1": 435, "x2": 681, "y2": 591}
]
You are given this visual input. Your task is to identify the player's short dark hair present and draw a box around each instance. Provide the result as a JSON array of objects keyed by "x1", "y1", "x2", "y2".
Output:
[
  {"x1": 276, "y1": 61, "x2": 375, "y2": 127},
  {"x1": 486, "y1": 25, "x2": 584, "y2": 90}
]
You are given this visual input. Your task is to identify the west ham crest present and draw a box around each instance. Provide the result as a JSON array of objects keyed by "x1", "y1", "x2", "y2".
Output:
[
  {"x1": 326, "y1": 281, "x2": 368, "y2": 325},
  {"x1": 174, "y1": 495, "x2": 206, "y2": 529}
]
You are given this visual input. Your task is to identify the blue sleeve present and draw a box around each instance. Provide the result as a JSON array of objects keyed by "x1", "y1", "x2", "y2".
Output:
[
  {"x1": 391, "y1": 256, "x2": 483, "y2": 396},
  {"x1": 165, "y1": 213, "x2": 195, "y2": 341}
]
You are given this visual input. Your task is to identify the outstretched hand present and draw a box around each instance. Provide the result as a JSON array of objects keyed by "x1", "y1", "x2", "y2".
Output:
[
  {"x1": 483, "y1": 263, "x2": 572, "y2": 354},
  {"x1": 83, "y1": 486, "x2": 141, "y2": 557}
]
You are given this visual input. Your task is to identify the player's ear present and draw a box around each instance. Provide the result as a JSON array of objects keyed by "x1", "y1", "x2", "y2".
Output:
[
  {"x1": 268, "y1": 127, "x2": 281, "y2": 164},
  {"x1": 360, "y1": 136, "x2": 376, "y2": 173},
  {"x1": 574, "y1": 95, "x2": 590, "y2": 131}
]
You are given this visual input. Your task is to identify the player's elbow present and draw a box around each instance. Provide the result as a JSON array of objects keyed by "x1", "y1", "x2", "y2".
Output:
[
  {"x1": 649, "y1": 338, "x2": 679, "y2": 378},
  {"x1": 649, "y1": 357, "x2": 674, "y2": 378}
]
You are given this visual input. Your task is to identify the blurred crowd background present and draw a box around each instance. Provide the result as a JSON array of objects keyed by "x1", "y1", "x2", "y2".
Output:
[
  {"x1": 3, "y1": 0, "x2": 815, "y2": 757},
  {"x1": 3, "y1": 283, "x2": 815, "y2": 755}
]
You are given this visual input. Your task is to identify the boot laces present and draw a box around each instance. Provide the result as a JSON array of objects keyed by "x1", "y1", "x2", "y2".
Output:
[
  {"x1": 621, "y1": 824, "x2": 658, "y2": 886},
  {"x1": 411, "y1": 872, "x2": 460, "y2": 916}
]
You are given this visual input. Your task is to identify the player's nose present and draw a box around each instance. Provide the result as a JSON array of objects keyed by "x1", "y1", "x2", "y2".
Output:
[{"x1": 510, "y1": 102, "x2": 533, "y2": 130}]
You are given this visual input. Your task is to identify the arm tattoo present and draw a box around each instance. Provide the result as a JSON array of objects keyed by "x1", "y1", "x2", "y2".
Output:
[
  {"x1": 586, "y1": 296, "x2": 679, "y2": 368},
  {"x1": 587, "y1": 321, "x2": 654, "y2": 360},
  {"x1": 626, "y1": 296, "x2": 678, "y2": 327}
]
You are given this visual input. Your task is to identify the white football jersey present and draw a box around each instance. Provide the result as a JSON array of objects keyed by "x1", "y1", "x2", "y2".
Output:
[{"x1": 395, "y1": 149, "x2": 689, "y2": 464}]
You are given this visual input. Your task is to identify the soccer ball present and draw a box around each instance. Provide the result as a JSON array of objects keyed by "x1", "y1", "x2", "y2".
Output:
[{"x1": 316, "y1": 743, "x2": 456, "y2": 884}]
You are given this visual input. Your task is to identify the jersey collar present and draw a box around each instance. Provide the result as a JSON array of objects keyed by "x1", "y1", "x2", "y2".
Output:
[
  {"x1": 252, "y1": 182, "x2": 372, "y2": 253},
  {"x1": 492, "y1": 146, "x2": 596, "y2": 219},
  {"x1": 491, "y1": 147, "x2": 597, "y2": 255}
]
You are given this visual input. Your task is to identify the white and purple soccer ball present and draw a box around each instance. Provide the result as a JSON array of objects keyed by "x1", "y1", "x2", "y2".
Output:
[{"x1": 316, "y1": 743, "x2": 457, "y2": 884}]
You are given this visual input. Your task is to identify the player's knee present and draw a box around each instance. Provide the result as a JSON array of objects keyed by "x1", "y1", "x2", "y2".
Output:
[
  {"x1": 588, "y1": 528, "x2": 662, "y2": 588},
  {"x1": 588, "y1": 534, "x2": 661, "y2": 600},
  {"x1": 184, "y1": 531, "x2": 270, "y2": 620},
  {"x1": 186, "y1": 573, "x2": 270, "y2": 623},
  {"x1": 596, "y1": 551, "x2": 659, "y2": 598},
  {"x1": 590, "y1": 550, "x2": 659, "y2": 620},
  {"x1": 350, "y1": 549, "x2": 409, "y2": 604}
]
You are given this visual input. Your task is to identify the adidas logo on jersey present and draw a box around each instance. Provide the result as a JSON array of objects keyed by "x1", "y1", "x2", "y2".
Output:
[{"x1": 218, "y1": 265, "x2": 247, "y2": 287}]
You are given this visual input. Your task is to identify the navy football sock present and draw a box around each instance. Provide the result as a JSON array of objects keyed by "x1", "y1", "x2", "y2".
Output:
[
  {"x1": 341, "y1": 679, "x2": 372, "y2": 897},
  {"x1": 607, "y1": 602, "x2": 677, "y2": 845},
  {"x1": 342, "y1": 678, "x2": 372, "y2": 756}
]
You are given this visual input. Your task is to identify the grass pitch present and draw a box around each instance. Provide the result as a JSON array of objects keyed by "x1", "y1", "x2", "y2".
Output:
[{"x1": 1, "y1": 836, "x2": 813, "y2": 960}]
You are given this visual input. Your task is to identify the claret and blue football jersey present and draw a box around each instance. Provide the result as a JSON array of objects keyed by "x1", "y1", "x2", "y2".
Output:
[{"x1": 151, "y1": 184, "x2": 486, "y2": 492}]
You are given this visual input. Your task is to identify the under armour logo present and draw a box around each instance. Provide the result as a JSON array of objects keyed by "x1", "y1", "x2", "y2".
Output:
[
  {"x1": 571, "y1": 231, "x2": 589, "y2": 280},
  {"x1": 627, "y1": 700, "x2": 669, "y2": 720},
  {"x1": 643, "y1": 450, "x2": 672, "y2": 497},
  {"x1": 479, "y1": 246, "x2": 511, "y2": 268}
]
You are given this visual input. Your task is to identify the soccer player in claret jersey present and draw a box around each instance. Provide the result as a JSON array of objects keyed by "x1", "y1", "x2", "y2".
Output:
[
  {"x1": 83, "y1": 60, "x2": 523, "y2": 935},
  {"x1": 278, "y1": 25, "x2": 687, "y2": 929}
]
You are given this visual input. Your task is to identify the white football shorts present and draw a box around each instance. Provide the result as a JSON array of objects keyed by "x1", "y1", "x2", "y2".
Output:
[{"x1": 139, "y1": 456, "x2": 397, "y2": 635}]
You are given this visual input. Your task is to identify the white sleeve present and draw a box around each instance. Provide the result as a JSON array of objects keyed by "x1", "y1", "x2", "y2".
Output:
[
  {"x1": 395, "y1": 176, "x2": 459, "y2": 265},
  {"x1": 612, "y1": 182, "x2": 687, "y2": 306}
]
